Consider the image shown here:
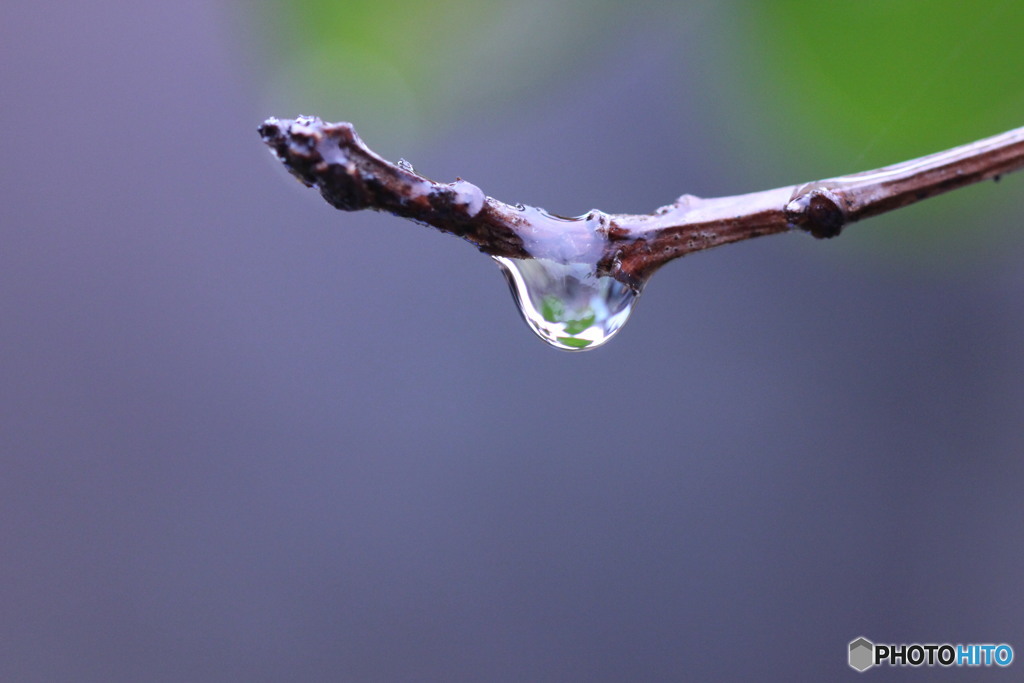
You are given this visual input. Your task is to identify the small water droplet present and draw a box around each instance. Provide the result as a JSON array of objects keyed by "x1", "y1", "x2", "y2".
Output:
[
  {"x1": 450, "y1": 179, "x2": 485, "y2": 217},
  {"x1": 396, "y1": 158, "x2": 415, "y2": 172}
]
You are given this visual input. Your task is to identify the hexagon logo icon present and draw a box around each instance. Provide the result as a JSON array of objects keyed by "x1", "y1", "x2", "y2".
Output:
[{"x1": 849, "y1": 637, "x2": 874, "y2": 672}]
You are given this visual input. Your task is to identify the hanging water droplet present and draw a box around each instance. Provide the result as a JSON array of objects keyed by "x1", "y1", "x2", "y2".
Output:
[
  {"x1": 488, "y1": 204, "x2": 645, "y2": 350},
  {"x1": 495, "y1": 257, "x2": 640, "y2": 350}
]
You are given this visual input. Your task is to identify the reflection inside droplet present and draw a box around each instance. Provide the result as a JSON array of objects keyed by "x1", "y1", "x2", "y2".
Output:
[{"x1": 494, "y1": 256, "x2": 642, "y2": 351}]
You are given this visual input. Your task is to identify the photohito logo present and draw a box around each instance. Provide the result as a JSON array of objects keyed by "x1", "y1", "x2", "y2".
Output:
[{"x1": 848, "y1": 637, "x2": 1014, "y2": 672}]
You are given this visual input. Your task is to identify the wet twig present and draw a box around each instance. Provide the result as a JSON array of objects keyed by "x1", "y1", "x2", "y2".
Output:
[{"x1": 259, "y1": 117, "x2": 1024, "y2": 286}]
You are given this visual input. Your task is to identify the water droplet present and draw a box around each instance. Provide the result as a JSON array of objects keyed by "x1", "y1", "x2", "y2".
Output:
[
  {"x1": 494, "y1": 257, "x2": 641, "y2": 351},
  {"x1": 491, "y1": 205, "x2": 643, "y2": 350},
  {"x1": 449, "y1": 179, "x2": 485, "y2": 217},
  {"x1": 396, "y1": 157, "x2": 415, "y2": 172}
]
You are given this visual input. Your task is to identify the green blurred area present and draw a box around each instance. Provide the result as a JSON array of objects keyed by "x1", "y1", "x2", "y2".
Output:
[
  {"x1": 742, "y1": 1, "x2": 1024, "y2": 166},
  {"x1": 264, "y1": 0, "x2": 625, "y2": 148}
]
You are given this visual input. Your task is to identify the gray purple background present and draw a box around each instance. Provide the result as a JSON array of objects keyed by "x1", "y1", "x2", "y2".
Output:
[{"x1": 2, "y1": 2, "x2": 1022, "y2": 680}]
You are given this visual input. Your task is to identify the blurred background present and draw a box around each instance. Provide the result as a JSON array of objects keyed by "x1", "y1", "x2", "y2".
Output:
[{"x1": 2, "y1": 1, "x2": 1022, "y2": 680}]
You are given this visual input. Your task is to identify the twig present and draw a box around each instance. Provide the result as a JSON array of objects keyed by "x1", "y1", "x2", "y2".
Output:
[{"x1": 259, "y1": 117, "x2": 1024, "y2": 286}]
